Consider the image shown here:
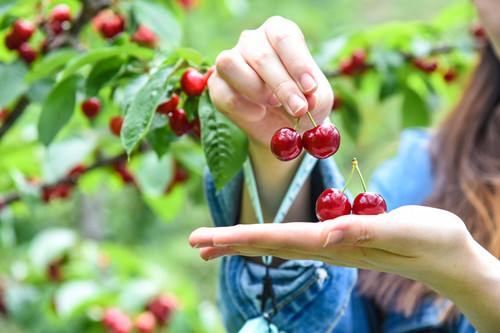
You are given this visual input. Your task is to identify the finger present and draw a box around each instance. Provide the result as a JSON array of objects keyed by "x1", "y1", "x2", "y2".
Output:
[
  {"x1": 208, "y1": 72, "x2": 267, "y2": 122},
  {"x1": 215, "y1": 49, "x2": 281, "y2": 107},
  {"x1": 238, "y1": 29, "x2": 308, "y2": 117},
  {"x1": 199, "y1": 247, "x2": 240, "y2": 261},
  {"x1": 189, "y1": 222, "x2": 324, "y2": 251},
  {"x1": 263, "y1": 16, "x2": 319, "y2": 95}
]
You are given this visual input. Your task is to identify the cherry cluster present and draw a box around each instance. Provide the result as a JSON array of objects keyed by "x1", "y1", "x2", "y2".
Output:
[
  {"x1": 102, "y1": 293, "x2": 177, "y2": 333},
  {"x1": 316, "y1": 158, "x2": 387, "y2": 222},
  {"x1": 270, "y1": 111, "x2": 340, "y2": 161},
  {"x1": 155, "y1": 67, "x2": 214, "y2": 138}
]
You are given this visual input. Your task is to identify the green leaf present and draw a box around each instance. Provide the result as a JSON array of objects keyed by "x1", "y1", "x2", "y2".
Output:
[
  {"x1": 24, "y1": 48, "x2": 79, "y2": 83},
  {"x1": 146, "y1": 114, "x2": 177, "y2": 158},
  {"x1": 199, "y1": 91, "x2": 248, "y2": 191},
  {"x1": 114, "y1": 74, "x2": 149, "y2": 114},
  {"x1": 332, "y1": 85, "x2": 361, "y2": 142},
  {"x1": 183, "y1": 95, "x2": 199, "y2": 122},
  {"x1": 58, "y1": 46, "x2": 154, "y2": 82},
  {"x1": 402, "y1": 87, "x2": 430, "y2": 128},
  {"x1": 0, "y1": 60, "x2": 29, "y2": 109},
  {"x1": 122, "y1": 66, "x2": 174, "y2": 155},
  {"x1": 26, "y1": 78, "x2": 54, "y2": 104},
  {"x1": 135, "y1": 151, "x2": 172, "y2": 196},
  {"x1": 132, "y1": 0, "x2": 182, "y2": 48},
  {"x1": 28, "y1": 228, "x2": 77, "y2": 271},
  {"x1": 378, "y1": 72, "x2": 399, "y2": 101},
  {"x1": 85, "y1": 57, "x2": 125, "y2": 98},
  {"x1": 0, "y1": 1, "x2": 15, "y2": 17},
  {"x1": 37, "y1": 75, "x2": 81, "y2": 146},
  {"x1": 53, "y1": 281, "x2": 101, "y2": 317},
  {"x1": 142, "y1": 186, "x2": 185, "y2": 223}
]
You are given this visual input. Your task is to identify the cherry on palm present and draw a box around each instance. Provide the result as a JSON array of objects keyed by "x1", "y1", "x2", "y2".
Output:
[
  {"x1": 316, "y1": 188, "x2": 351, "y2": 222},
  {"x1": 352, "y1": 192, "x2": 387, "y2": 215}
]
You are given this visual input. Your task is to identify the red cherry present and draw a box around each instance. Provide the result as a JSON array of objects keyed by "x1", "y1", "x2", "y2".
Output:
[
  {"x1": 112, "y1": 316, "x2": 133, "y2": 333},
  {"x1": 109, "y1": 116, "x2": 124, "y2": 137},
  {"x1": 81, "y1": 97, "x2": 101, "y2": 119},
  {"x1": 181, "y1": 68, "x2": 206, "y2": 96},
  {"x1": 49, "y1": 4, "x2": 72, "y2": 23},
  {"x1": 302, "y1": 123, "x2": 340, "y2": 159},
  {"x1": 470, "y1": 22, "x2": 486, "y2": 39},
  {"x1": 0, "y1": 199, "x2": 4, "y2": 212},
  {"x1": 156, "y1": 93, "x2": 179, "y2": 115},
  {"x1": 147, "y1": 294, "x2": 177, "y2": 325},
  {"x1": 100, "y1": 14, "x2": 125, "y2": 39},
  {"x1": 12, "y1": 20, "x2": 35, "y2": 43},
  {"x1": 177, "y1": 0, "x2": 199, "y2": 10},
  {"x1": 47, "y1": 260, "x2": 63, "y2": 282},
  {"x1": 190, "y1": 116, "x2": 201, "y2": 139},
  {"x1": 352, "y1": 192, "x2": 387, "y2": 215},
  {"x1": 136, "y1": 311, "x2": 157, "y2": 333},
  {"x1": 112, "y1": 161, "x2": 135, "y2": 184},
  {"x1": 131, "y1": 25, "x2": 158, "y2": 48},
  {"x1": 103, "y1": 308, "x2": 124, "y2": 327},
  {"x1": 68, "y1": 164, "x2": 85, "y2": 180},
  {"x1": 166, "y1": 162, "x2": 189, "y2": 194},
  {"x1": 168, "y1": 108, "x2": 191, "y2": 137},
  {"x1": 352, "y1": 49, "x2": 366, "y2": 66},
  {"x1": 316, "y1": 188, "x2": 351, "y2": 222},
  {"x1": 413, "y1": 58, "x2": 438, "y2": 73},
  {"x1": 204, "y1": 66, "x2": 215, "y2": 84},
  {"x1": 41, "y1": 183, "x2": 73, "y2": 202},
  {"x1": 340, "y1": 59, "x2": 355, "y2": 76},
  {"x1": 443, "y1": 68, "x2": 457, "y2": 83},
  {"x1": 270, "y1": 127, "x2": 303, "y2": 161},
  {"x1": 5, "y1": 32, "x2": 21, "y2": 50},
  {"x1": 18, "y1": 43, "x2": 38, "y2": 64},
  {"x1": 0, "y1": 108, "x2": 8, "y2": 122}
]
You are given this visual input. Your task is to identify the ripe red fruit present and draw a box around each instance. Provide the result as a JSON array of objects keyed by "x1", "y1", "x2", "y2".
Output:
[
  {"x1": 42, "y1": 183, "x2": 73, "y2": 202},
  {"x1": 81, "y1": 97, "x2": 101, "y2": 119},
  {"x1": 0, "y1": 199, "x2": 4, "y2": 212},
  {"x1": 136, "y1": 311, "x2": 157, "y2": 333},
  {"x1": 131, "y1": 25, "x2": 158, "y2": 48},
  {"x1": 112, "y1": 161, "x2": 135, "y2": 184},
  {"x1": 340, "y1": 59, "x2": 355, "y2": 76},
  {"x1": 47, "y1": 259, "x2": 64, "y2": 282},
  {"x1": 352, "y1": 192, "x2": 387, "y2": 215},
  {"x1": 0, "y1": 108, "x2": 8, "y2": 122},
  {"x1": 103, "y1": 308, "x2": 133, "y2": 333},
  {"x1": 302, "y1": 123, "x2": 340, "y2": 159},
  {"x1": 147, "y1": 294, "x2": 177, "y2": 325},
  {"x1": 156, "y1": 93, "x2": 179, "y2": 115},
  {"x1": 204, "y1": 66, "x2": 215, "y2": 84},
  {"x1": 352, "y1": 49, "x2": 366, "y2": 66},
  {"x1": 270, "y1": 127, "x2": 303, "y2": 161},
  {"x1": 68, "y1": 164, "x2": 85, "y2": 180},
  {"x1": 99, "y1": 14, "x2": 125, "y2": 39},
  {"x1": 413, "y1": 58, "x2": 438, "y2": 73},
  {"x1": 12, "y1": 20, "x2": 35, "y2": 43},
  {"x1": 168, "y1": 108, "x2": 192, "y2": 136},
  {"x1": 49, "y1": 4, "x2": 72, "y2": 23},
  {"x1": 470, "y1": 22, "x2": 486, "y2": 39},
  {"x1": 316, "y1": 188, "x2": 351, "y2": 222},
  {"x1": 181, "y1": 68, "x2": 206, "y2": 96},
  {"x1": 18, "y1": 43, "x2": 38, "y2": 64},
  {"x1": 443, "y1": 68, "x2": 457, "y2": 83},
  {"x1": 177, "y1": 0, "x2": 199, "y2": 10},
  {"x1": 166, "y1": 162, "x2": 189, "y2": 194},
  {"x1": 109, "y1": 116, "x2": 124, "y2": 137}
]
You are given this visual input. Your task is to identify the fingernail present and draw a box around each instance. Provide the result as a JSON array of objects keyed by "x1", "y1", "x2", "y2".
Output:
[
  {"x1": 192, "y1": 243, "x2": 199, "y2": 248},
  {"x1": 267, "y1": 94, "x2": 282, "y2": 107},
  {"x1": 323, "y1": 230, "x2": 344, "y2": 247},
  {"x1": 287, "y1": 94, "x2": 307, "y2": 115},
  {"x1": 208, "y1": 253, "x2": 224, "y2": 261},
  {"x1": 300, "y1": 73, "x2": 317, "y2": 93}
]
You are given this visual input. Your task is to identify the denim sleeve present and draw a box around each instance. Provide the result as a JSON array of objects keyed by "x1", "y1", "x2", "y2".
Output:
[{"x1": 369, "y1": 129, "x2": 435, "y2": 211}]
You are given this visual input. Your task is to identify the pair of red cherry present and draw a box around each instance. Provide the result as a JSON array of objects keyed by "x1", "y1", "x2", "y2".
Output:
[
  {"x1": 316, "y1": 158, "x2": 387, "y2": 221},
  {"x1": 271, "y1": 111, "x2": 340, "y2": 161}
]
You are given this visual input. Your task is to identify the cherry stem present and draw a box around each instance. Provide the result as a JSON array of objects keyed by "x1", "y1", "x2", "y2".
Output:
[
  {"x1": 306, "y1": 110, "x2": 317, "y2": 128},
  {"x1": 293, "y1": 117, "x2": 300, "y2": 130},
  {"x1": 352, "y1": 158, "x2": 368, "y2": 192},
  {"x1": 342, "y1": 163, "x2": 355, "y2": 193}
]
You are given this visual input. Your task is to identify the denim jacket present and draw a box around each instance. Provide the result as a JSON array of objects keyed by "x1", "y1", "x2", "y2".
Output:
[{"x1": 204, "y1": 129, "x2": 477, "y2": 333}]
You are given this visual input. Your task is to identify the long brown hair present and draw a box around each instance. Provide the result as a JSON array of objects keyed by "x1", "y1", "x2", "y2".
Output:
[{"x1": 357, "y1": 42, "x2": 500, "y2": 319}]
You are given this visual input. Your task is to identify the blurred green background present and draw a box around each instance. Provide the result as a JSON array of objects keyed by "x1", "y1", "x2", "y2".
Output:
[{"x1": 0, "y1": 0, "x2": 473, "y2": 331}]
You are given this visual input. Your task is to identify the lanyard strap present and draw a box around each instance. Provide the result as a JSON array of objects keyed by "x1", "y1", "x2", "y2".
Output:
[{"x1": 242, "y1": 153, "x2": 318, "y2": 265}]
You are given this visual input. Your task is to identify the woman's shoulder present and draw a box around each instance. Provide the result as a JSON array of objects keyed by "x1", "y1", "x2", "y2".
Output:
[{"x1": 369, "y1": 128, "x2": 435, "y2": 211}]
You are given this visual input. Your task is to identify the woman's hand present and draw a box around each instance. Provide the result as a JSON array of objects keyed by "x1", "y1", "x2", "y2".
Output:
[
  {"x1": 189, "y1": 206, "x2": 471, "y2": 280},
  {"x1": 190, "y1": 205, "x2": 500, "y2": 332},
  {"x1": 207, "y1": 16, "x2": 333, "y2": 148}
]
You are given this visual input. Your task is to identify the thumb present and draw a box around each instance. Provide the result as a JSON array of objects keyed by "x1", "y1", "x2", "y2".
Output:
[{"x1": 320, "y1": 214, "x2": 385, "y2": 248}]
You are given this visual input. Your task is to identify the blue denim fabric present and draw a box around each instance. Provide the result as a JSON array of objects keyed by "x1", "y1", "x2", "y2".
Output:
[{"x1": 204, "y1": 129, "x2": 477, "y2": 333}]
